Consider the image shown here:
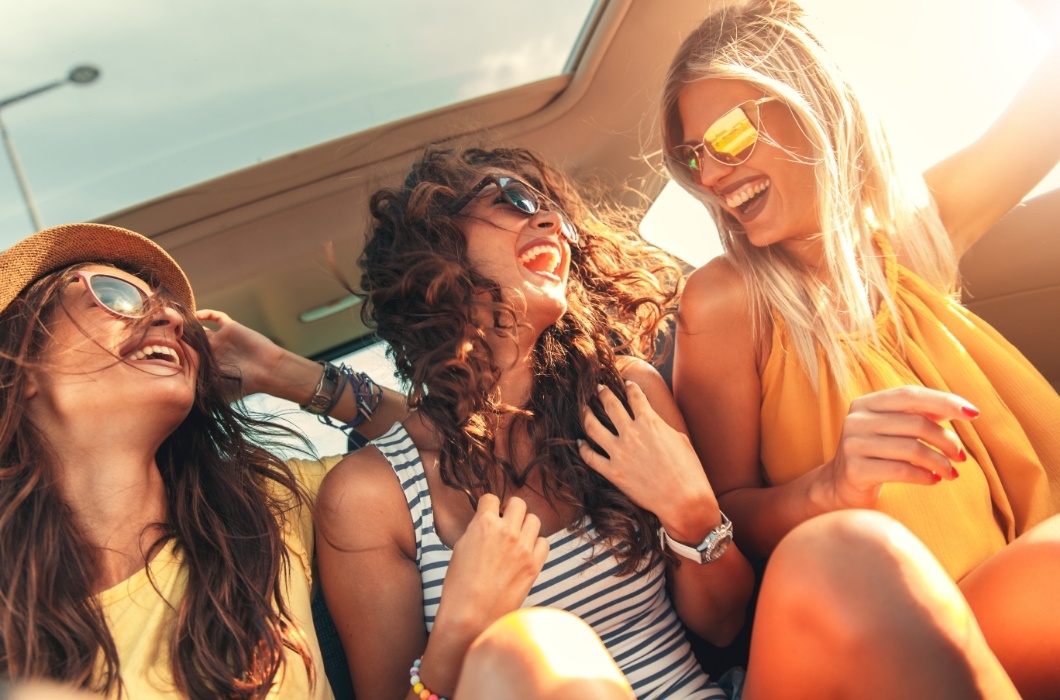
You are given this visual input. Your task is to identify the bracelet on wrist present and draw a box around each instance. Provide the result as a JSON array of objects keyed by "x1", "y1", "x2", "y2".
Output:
[
  {"x1": 300, "y1": 361, "x2": 341, "y2": 415},
  {"x1": 305, "y1": 362, "x2": 383, "y2": 435},
  {"x1": 409, "y1": 656, "x2": 448, "y2": 700}
]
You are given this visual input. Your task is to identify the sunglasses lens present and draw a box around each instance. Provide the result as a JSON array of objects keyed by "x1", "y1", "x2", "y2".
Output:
[
  {"x1": 89, "y1": 275, "x2": 146, "y2": 316},
  {"x1": 704, "y1": 104, "x2": 760, "y2": 165},
  {"x1": 500, "y1": 181, "x2": 539, "y2": 215},
  {"x1": 672, "y1": 146, "x2": 702, "y2": 172}
]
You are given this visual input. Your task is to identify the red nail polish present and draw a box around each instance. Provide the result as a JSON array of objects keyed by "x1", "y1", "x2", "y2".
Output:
[
  {"x1": 961, "y1": 405, "x2": 980, "y2": 418},
  {"x1": 956, "y1": 447, "x2": 967, "y2": 462},
  {"x1": 951, "y1": 466, "x2": 960, "y2": 479},
  {"x1": 932, "y1": 472, "x2": 942, "y2": 483}
]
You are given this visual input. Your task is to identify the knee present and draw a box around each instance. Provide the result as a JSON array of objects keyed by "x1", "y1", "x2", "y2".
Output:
[
  {"x1": 457, "y1": 609, "x2": 633, "y2": 700},
  {"x1": 761, "y1": 511, "x2": 956, "y2": 650}
]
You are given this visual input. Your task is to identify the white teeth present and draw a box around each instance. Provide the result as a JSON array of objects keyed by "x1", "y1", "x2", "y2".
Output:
[
  {"x1": 518, "y1": 244, "x2": 561, "y2": 275},
  {"x1": 128, "y1": 344, "x2": 181, "y2": 366},
  {"x1": 724, "y1": 180, "x2": 771, "y2": 209}
]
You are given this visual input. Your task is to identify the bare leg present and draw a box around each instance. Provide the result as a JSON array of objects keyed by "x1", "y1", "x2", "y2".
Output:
[
  {"x1": 960, "y1": 512, "x2": 1060, "y2": 700},
  {"x1": 743, "y1": 510, "x2": 1019, "y2": 700},
  {"x1": 455, "y1": 607, "x2": 634, "y2": 700}
]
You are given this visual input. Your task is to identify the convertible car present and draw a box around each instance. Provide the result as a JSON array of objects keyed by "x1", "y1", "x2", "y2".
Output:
[{"x1": 2, "y1": 0, "x2": 1056, "y2": 695}]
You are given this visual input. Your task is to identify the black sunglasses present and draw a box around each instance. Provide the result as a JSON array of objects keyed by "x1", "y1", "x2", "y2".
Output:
[{"x1": 451, "y1": 175, "x2": 579, "y2": 244}]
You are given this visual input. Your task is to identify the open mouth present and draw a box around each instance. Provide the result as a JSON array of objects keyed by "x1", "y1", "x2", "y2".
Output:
[
  {"x1": 518, "y1": 242, "x2": 563, "y2": 279},
  {"x1": 725, "y1": 180, "x2": 770, "y2": 216},
  {"x1": 127, "y1": 344, "x2": 182, "y2": 367}
]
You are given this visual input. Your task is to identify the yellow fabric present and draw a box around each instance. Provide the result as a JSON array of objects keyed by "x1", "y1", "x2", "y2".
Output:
[
  {"x1": 760, "y1": 248, "x2": 1060, "y2": 580},
  {"x1": 96, "y1": 455, "x2": 342, "y2": 699}
]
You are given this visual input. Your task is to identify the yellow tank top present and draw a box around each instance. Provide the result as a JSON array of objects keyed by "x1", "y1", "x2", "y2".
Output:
[
  {"x1": 96, "y1": 456, "x2": 340, "y2": 699},
  {"x1": 759, "y1": 241, "x2": 1060, "y2": 580}
]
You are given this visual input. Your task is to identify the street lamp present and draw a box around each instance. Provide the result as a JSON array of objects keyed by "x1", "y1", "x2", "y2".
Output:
[{"x1": 0, "y1": 64, "x2": 101, "y2": 231}]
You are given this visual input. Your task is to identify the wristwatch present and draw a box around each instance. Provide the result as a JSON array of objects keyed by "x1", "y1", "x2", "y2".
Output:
[{"x1": 659, "y1": 512, "x2": 734, "y2": 564}]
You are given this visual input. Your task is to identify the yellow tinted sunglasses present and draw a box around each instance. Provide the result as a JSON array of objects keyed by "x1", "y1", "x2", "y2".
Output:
[{"x1": 673, "y1": 97, "x2": 776, "y2": 171}]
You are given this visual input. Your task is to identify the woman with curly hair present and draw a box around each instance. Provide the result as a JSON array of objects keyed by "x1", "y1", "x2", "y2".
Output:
[{"x1": 316, "y1": 145, "x2": 1023, "y2": 700}]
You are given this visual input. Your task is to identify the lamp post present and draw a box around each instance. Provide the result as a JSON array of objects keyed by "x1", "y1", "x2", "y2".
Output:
[{"x1": 0, "y1": 64, "x2": 100, "y2": 231}]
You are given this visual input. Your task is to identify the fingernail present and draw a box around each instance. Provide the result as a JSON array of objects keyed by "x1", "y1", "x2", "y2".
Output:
[
  {"x1": 576, "y1": 438, "x2": 585, "y2": 447},
  {"x1": 956, "y1": 447, "x2": 967, "y2": 462},
  {"x1": 932, "y1": 472, "x2": 942, "y2": 483},
  {"x1": 624, "y1": 379, "x2": 633, "y2": 386},
  {"x1": 597, "y1": 384, "x2": 606, "y2": 393},
  {"x1": 961, "y1": 404, "x2": 980, "y2": 418},
  {"x1": 951, "y1": 466, "x2": 960, "y2": 479}
]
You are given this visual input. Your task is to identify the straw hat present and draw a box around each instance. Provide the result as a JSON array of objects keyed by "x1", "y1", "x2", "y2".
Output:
[{"x1": 0, "y1": 223, "x2": 195, "y2": 314}]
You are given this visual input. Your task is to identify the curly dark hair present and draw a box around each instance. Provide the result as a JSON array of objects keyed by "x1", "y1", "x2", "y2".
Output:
[
  {"x1": 0, "y1": 262, "x2": 314, "y2": 698},
  {"x1": 361, "y1": 146, "x2": 684, "y2": 572}
]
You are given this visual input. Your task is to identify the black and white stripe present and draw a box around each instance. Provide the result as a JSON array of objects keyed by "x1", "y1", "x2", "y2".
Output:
[{"x1": 374, "y1": 424, "x2": 726, "y2": 700}]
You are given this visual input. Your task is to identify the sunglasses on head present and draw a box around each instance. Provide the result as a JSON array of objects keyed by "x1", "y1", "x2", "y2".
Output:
[
  {"x1": 451, "y1": 175, "x2": 579, "y2": 245},
  {"x1": 68, "y1": 270, "x2": 153, "y2": 319},
  {"x1": 672, "y1": 96, "x2": 776, "y2": 171}
]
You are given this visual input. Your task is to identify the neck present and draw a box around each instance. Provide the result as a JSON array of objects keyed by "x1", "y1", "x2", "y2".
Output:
[{"x1": 47, "y1": 426, "x2": 170, "y2": 591}]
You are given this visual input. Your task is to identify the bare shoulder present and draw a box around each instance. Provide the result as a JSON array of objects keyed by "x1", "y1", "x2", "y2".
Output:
[
  {"x1": 317, "y1": 442, "x2": 414, "y2": 555},
  {"x1": 678, "y1": 255, "x2": 753, "y2": 334}
]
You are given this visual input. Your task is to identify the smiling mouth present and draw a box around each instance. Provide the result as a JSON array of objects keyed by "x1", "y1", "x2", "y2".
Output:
[
  {"x1": 725, "y1": 179, "x2": 770, "y2": 215},
  {"x1": 127, "y1": 344, "x2": 182, "y2": 366},
  {"x1": 518, "y1": 243, "x2": 562, "y2": 278}
]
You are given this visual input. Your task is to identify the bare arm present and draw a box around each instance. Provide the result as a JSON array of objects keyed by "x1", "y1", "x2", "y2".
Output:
[
  {"x1": 316, "y1": 450, "x2": 548, "y2": 700},
  {"x1": 579, "y1": 358, "x2": 754, "y2": 646},
  {"x1": 197, "y1": 309, "x2": 407, "y2": 440},
  {"x1": 925, "y1": 0, "x2": 1060, "y2": 257},
  {"x1": 674, "y1": 260, "x2": 973, "y2": 557}
]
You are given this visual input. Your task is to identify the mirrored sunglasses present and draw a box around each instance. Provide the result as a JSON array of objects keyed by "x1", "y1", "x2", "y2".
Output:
[
  {"x1": 452, "y1": 175, "x2": 579, "y2": 245},
  {"x1": 673, "y1": 96, "x2": 776, "y2": 171},
  {"x1": 69, "y1": 270, "x2": 152, "y2": 318}
]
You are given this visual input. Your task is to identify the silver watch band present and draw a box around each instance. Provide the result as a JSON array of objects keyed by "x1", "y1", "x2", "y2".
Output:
[{"x1": 659, "y1": 511, "x2": 733, "y2": 564}]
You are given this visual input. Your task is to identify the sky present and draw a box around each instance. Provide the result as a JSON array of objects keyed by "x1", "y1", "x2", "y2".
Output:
[{"x1": 0, "y1": 0, "x2": 594, "y2": 247}]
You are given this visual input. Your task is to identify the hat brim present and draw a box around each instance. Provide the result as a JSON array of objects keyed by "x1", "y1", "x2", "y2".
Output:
[{"x1": 0, "y1": 223, "x2": 195, "y2": 314}]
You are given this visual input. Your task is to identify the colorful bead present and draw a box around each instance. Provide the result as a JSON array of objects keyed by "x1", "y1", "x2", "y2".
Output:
[{"x1": 409, "y1": 655, "x2": 446, "y2": 700}]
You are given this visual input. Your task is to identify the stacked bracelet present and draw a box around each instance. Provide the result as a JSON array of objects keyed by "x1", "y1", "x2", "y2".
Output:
[
  {"x1": 301, "y1": 361, "x2": 383, "y2": 434},
  {"x1": 409, "y1": 657, "x2": 447, "y2": 700}
]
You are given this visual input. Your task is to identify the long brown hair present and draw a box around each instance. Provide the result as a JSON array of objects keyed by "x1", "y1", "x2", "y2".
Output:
[
  {"x1": 0, "y1": 263, "x2": 314, "y2": 698},
  {"x1": 362, "y1": 146, "x2": 683, "y2": 572}
]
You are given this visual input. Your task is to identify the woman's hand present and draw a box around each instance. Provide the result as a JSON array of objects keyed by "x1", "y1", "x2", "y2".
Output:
[
  {"x1": 196, "y1": 309, "x2": 291, "y2": 397},
  {"x1": 432, "y1": 495, "x2": 550, "y2": 644},
  {"x1": 580, "y1": 381, "x2": 719, "y2": 542},
  {"x1": 820, "y1": 386, "x2": 972, "y2": 510}
]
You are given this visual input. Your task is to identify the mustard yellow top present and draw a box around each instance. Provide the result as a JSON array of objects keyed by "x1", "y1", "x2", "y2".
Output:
[
  {"x1": 96, "y1": 456, "x2": 341, "y2": 699},
  {"x1": 760, "y1": 246, "x2": 1060, "y2": 580}
]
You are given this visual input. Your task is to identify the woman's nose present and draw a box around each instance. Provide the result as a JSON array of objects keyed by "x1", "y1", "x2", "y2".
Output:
[{"x1": 149, "y1": 304, "x2": 184, "y2": 338}]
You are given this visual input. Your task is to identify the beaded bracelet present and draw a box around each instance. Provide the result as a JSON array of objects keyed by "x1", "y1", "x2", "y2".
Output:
[
  {"x1": 315, "y1": 362, "x2": 383, "y2": 434},
  {"x1": 409, "y1": 656, "x2": 448, "y2": 700}
]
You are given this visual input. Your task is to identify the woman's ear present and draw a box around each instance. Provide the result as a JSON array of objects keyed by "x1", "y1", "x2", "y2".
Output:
[{"x1": 23, "y1": 370, "x2": 39, "y2": 400}]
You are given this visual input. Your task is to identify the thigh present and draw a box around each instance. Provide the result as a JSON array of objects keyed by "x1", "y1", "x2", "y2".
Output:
[{"x1": 959, "y1": 513, "x2": 1060, "y2": 700}]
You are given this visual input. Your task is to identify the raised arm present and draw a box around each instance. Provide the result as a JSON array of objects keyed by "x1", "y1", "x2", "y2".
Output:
[
  {"x1": 579, "y1": 357, "x2": 754, "y2": 646},
  {"x1": 196, "y1": 309, "x2": 407, "y2": 440},
  {"x1": 924, "y1": 0, "x2": 1060, "y2": 257}
]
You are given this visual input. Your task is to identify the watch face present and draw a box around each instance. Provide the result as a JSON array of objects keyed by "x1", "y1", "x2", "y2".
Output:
[{"x1": 705, "y1": 537, "x2": 731, "y2": 562}]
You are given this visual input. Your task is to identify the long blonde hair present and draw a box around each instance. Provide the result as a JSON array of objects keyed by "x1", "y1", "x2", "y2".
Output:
[{"x1": 661, "y1": 0, "x2": 957, "y2": 394}]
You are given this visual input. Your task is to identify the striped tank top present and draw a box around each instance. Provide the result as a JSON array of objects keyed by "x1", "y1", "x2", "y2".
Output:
[{"x1": 373, "y1": 423, "x2": 725, "y2": 700}]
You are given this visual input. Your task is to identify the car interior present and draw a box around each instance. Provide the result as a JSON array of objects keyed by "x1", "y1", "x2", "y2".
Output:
[{"x1": 2, "y1": 0, "x2": 1057, "y2": 696}]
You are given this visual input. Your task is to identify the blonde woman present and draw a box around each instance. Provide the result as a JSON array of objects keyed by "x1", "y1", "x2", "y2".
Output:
[{"x1": 659, "y1": 1, "x2": 1060, "y2": 697}]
